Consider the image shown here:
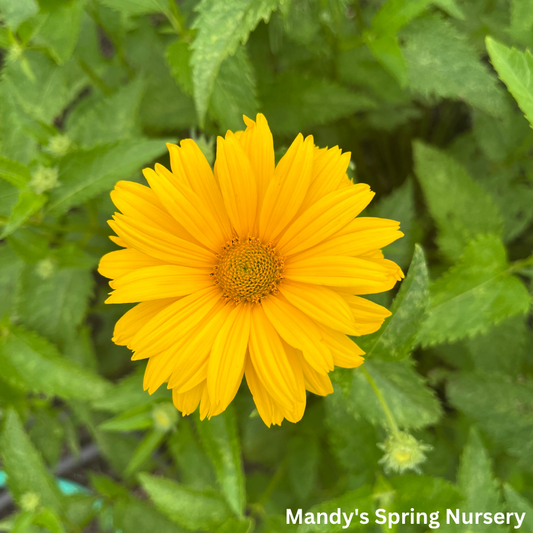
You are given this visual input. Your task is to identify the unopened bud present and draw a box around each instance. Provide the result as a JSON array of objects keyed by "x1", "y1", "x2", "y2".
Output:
[
  {"x1": 152, "y1": 402, "x2": 178, "y2": 432},
  {"x1": 29, "y1": 166, "x2": 59, "y2": 195},
  {"x1": 20, "y1": 491, "x2": 40, "y2": 512},
  {"x1": 35, "y1": 258, "x2": 56, "y2": 280},
  {"x1": 47, "y1": 135, "x2": 71, "y2": 157},
  {"x1": 378, "y1": 431, "x2": 432, "y2": 474}
]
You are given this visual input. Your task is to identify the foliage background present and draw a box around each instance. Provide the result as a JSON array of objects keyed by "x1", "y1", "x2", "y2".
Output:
[{"x1": 0, "y1": 0, "x2": 533, "y2": 531}]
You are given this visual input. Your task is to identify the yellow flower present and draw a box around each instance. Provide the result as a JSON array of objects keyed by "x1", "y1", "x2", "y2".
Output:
[{"x1": 98, "y1": 114, "x2": 403, "y2": 427}]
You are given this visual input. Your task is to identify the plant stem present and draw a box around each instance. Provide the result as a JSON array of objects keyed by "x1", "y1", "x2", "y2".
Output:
[{"x1": 361, "y1": 366, "x2": 400, "y2": 436}]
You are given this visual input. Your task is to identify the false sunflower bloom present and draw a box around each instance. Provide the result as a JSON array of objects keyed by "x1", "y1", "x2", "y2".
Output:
[{"x1": 99, "y1": 114, "x2": 404, "y2": 427}]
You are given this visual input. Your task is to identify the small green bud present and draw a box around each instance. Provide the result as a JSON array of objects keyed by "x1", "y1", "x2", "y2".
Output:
[
  {"x1": 35, "y1": 258, "x2": 56, "y2": 280},
  {"x1": 47, "y1": 135, "x2": 71, "y2": 158},
  {"x1": 20, "y1": 491, "x2": 40, "y2": 512},
  {"x1": 29, "y1": 166, "x2": 59, "y2": 195},
  {"x1": 378, "y1": 431, "x2": 432, "y2": 475},
  {"x1": 152, "y1": 402, "x2": 178, "y2": 432}
]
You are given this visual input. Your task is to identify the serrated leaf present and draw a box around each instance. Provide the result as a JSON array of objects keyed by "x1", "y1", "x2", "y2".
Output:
[
  {"x1": 0, "y1": 408, "x2": 64, "y2": 513},
  {"x1": 296, "y1": 486, "x2": 373, "y2": 533},
  {"x1": 359, "y1": 245, "x2": 429, "y2": 362},
  {"x1": 0, "y1": 324, "x2": 112, "y2": 401},
  {"x1": 0, "y1": 189, "x2": 46, "y2": 238},
  {"x1": 210, "y1": 47, "x2": 259, "y2": 132},
  {"x1": 99, "y1": 405, "x2": 154, "y2": 432},
  {"x1": 413, "y1": 141, "x2": 503, "y2": 261},
  {"x1": 0, "y1": 157, "x2": 31, "y2": 188},
  {"x1": 0, "y1": 0, "x2": 38, "y2": 30},
  {"x1": 511, "y1": 0, "x2": 533, "y2": 35},
  {"x1": 31, "y1": 0, "x2": 84, "y2": 64},
  {"x1": 195, "y1": 407, "x2": 246, "y2": 517},
  {"x1": 166, "y1": 40, "x2": 193, "y2": 95},
  {"x1": 98, "y1": 0, "x2": 167, "y2": 16},
  {"x1": 15, "y1": 266, "x2": 94, "y2": 343},
  {"x1": 401, "y1": 15, "x2": 507, "y2": 116},
  {"x1": 7, "y1": 227, "x2": 49, "y2": 263},
  {"x1": 65, "y1": 78, "x2": 145, "y2": 148},
  {"x1": 46, "y1": 139, "x2": 169, "y2": 215},
  {"x1": 351, "y1": 360, "x2": 442, "y2": 430},
  {"x1": 191, "y1": 0, "x2": 280, "y2": 125},
  {"x1": 139, "y1": 473, "x2": 233, "y2": 531},
  {"x1": 486, "y1": 37, "x2": 533, "y2": 128},
  {"x1": 503, "y1": 485, "x2": 533, "y2": 533},
  {"x1": 417, "y1": 235, "x2": 531, "y2": 346},
  {"x1": 0, "y1": 244, "x2": 23, "y2": 318},
  {"x1": 262, "y1": 72, "x2": 377, "y2": 135},
  {"x1": 451, "y1": 428, "x2": 504, "y2": 532},
  {"x1": 447, "y1": 373, "x2": 533, "y2": 471}
]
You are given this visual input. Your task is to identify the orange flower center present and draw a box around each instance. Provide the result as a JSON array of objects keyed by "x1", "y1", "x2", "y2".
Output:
[{"x1": 213, "y1": 237, "x2": 284, "y2": 303}]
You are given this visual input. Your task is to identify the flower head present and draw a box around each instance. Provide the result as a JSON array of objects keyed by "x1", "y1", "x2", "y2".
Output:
[
  {"x1": 99, "y1": 114, "x2": 403, "y2": 426},
  {"x1": 378, "y1": 431, "x2": 432, "y2": 474}
]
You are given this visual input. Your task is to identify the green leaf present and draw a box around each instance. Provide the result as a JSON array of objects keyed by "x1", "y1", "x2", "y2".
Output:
[
  {"x1": 0, "y1": 324, "x2": 112, "y2": 401},
  {"x1": 365, "y1": 33, "x2": 408, "y2": 87},
  {"x1": 0, "y1": 0, "x2": 38, "y2": 30},
  {"x1": 351, "y1": 360, "x2": 443, "y2": 430},
  {"x1": 0, "y1": 189, "x2": 46, "y2": 238},
  {"x1": 401, "y1": 16, "x2": 507, "y2": 116},
  {"x1": 195, "y1": 407, "x2": 246, "y2": 517},
  {"x1": 359, "y1": 245, "x2": 429, "y2": 362},
  {"x1": 124, "y1": 429, "x2": 165, "y2": 477},
  {"x1": 139, "y1": 473, "x2": 234, "y2": 531},
  {"x1": 486, "y1": 37, "x2": 533, "y2": 128},
  {"x1": 210, "y1": 47, "x2": 259, "y2": 132},
  {"x1": 0, "y1": 244, "x2": 23, "y2": 318},
  {"x1": 296, "y1": 485, "x2": 373, "y2": 533},
  {"x1": 0, "y1": 408, "x2": 64, "y2": 513},
  {"x1": 452, "y1": 428, "x2": 503, "y2": 532},
  {"x1": 503, "y1": 485, "x2": 533, "y2": 533},
  {"x1": 0, "y1": 157, "x2": 31, "y2": 188},
  {"x1": 371, "y1": 0, "x2": 434, "y2": 35},
  {"x1": 29, "y1": 409, "x2": 64, "y2": 467},
  {"x1": 262, "y1": 72, "x2": 377, "y2": 135},
  {"x1": 191, "y1": 0, "x2": 280, "y2": 125},
  {"x1": 287, "y1": 435, "x2": 319, "y2": 501},
  {"x1": 511, "y1": 0, "x2": 533, "y2": 35},
  {"x1": 31, "y1": 0, "x2": 84, "y2": 64},
  {"x1": 98, "y1": 0, "x2": 167, "y2": 16},
  {"x1": 215, "y1": 518, "x2": 254, "y2": 533},
  {"x1": 15, "y1": 266, "x2": 94, "y2": 343},
  {"x1": 417, "y1": 235, "x2": 531, "y2": 346},
  {"x1": 99, "y1": 404, "x2": 154, "y2": 432},
  {"x1": 66, "y1": 78, "x2": 145, "y2": 148},
  {"x1": 46, "y1": 139, "x2": 169, "y2": 215},
  {"x1": 447, "y1": 373, "x2": 533, "y2": 471},
  {"x1": 413, "y1": 141, "x2": 503, "y2": 261},
  {"x1": 166, "y1": 40, "x2": 194, "y2": 95},
  {"x1": 7, "y1": 227, "x2": 49, "y2": 263}
]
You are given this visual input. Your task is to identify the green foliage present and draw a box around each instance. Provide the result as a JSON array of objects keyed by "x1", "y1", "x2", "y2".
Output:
[
  {"x1": 486, "y1": 37, "x2": 533, "y2": 127},
  {"x1": 0, "y1": 0, "x2": 532, "y2": 529}
]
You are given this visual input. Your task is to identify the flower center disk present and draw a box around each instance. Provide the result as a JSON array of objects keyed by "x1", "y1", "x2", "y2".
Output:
[{"x1": 214, "y1": 238, "x2": 284, "y2": 303}]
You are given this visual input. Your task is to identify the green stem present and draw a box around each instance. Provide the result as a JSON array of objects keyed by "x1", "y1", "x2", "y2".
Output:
[
  {"x1": 77, "y1": 58, "x2": 112, "y2": 96},
  {"x1": 165, "y1": 0, "x2": 187, "y2": 37},
  {"x1": 361, "y1": 367, "x2": 400, "y2": 436},
  {"x1": 352, "y1": 0, "x2": 365, "y2": 33}
]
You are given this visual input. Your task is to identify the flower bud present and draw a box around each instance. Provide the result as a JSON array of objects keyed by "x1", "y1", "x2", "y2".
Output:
[
  {"x1": 152, "y1": 402, "x2": 178, "y2": 432},
  {"x1": 20, "y1": 491, "x2": 40, "y2": 512},
  {"x1": 47, "y1": 135, "x2": 71, "y2": 158},
  {"x1": 29, "y1": 166, "x2": 59, "y2": 195},
  {"x1": 378, "y1": 431, "x2": 432, "y2": 474}
]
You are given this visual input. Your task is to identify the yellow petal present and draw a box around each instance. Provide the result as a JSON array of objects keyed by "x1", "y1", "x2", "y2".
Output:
[
  {"x1": 277, "y1": 184, "x2": 375, "y2": 256},
  {"x1": 106, "y1": 265, "x2": 213, "y2": 303},
  {"x1": 215, "y1": 134, "x2": 257, "y2": 237},
  {"x1": 167, "y1": 140, "x2": 232, "y2": 238},
  {"x1": 238, "y1": 114, "x2": 275, "y2": 203},
  {"x1": 340, "y1": 293, "x2": 391, "y2": 335},
  {"x1": 207, "y1": 304, "x2": 251, "y2": 412},
  {"x1": 248, "y1": 305, "x2": 301, "y2": 410},
  {"x1": 261, "y1": 294, "x2": 333, "y2": 374},
  {"x1": 245, "y1": 357, "x2": 276, "y2": 427},
  {"x1": 292, "y1": 217, "x2": 403, "y2": 260},
  {"x1": 109, "y1": 235, "x2": 127, "y2": 247},
  {"x1": 284, "y1": 255, "x2": 398, "y2": 292},
  {"x1": 130, "y1": 287, "x2": 221, "y2": 356},
  {"x1": 168, "y1": 303, "x2": 234, "y2": 392},
  {"x1": 99, "y1": 248, "x2": 164, "y2": 279},
  {"x1": 259, "y1": 134, "x2": 314, "y2": 241},
  {"x1": 278, "y1": 279, "x2": 359, "y2": 335},
  {"x1": 143, "y1": 167, "x2": 225, "y2": 252},
  {"x1": 319, "y1": 325, "x2": 365, "y2": 368},
  {"x1": 299, "y1": 146, "x2": 351, "y2": 212},
  {"x1": 112, "y1": 298, "x2": 176, "y2": 346},
  {"x1": 109, "y1": 214, "x2": 216, "y2": 268},
  {"x1": 172, "y1": 382, "x2": 204, "y2": 416}
]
